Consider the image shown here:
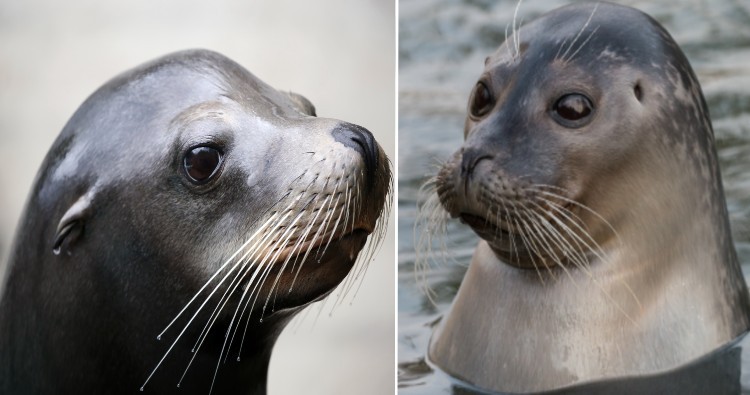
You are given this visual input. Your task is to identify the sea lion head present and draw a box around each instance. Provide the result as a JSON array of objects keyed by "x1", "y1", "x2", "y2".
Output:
[{"x1": 13, "y1": 49, "x2": 390, "y2": 390}]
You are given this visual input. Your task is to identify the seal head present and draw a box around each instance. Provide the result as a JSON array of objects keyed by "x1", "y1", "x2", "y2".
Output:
[{"x1": 429, "y1": 3, "x2": 750, "y2": 392}]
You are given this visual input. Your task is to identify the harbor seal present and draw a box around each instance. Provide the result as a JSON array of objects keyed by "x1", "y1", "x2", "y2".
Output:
[
  {"x1": 0, "y1": 49, "x2": 391, "y2": 394},
  {"x1": 425, "y1": 2, "x2": 750, "y2": 393}
]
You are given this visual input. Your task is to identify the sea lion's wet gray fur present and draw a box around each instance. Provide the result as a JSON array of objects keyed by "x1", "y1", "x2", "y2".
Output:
[
  {"x1": 426, "y1": 3, "x2": 750, "y2": 393},
  {"x1": 0, "y1": 49, "x2": 390, "y2": 394}
]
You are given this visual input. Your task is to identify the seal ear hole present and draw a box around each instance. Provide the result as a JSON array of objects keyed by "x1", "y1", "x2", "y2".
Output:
[{"x1": 634, "y1": 83, "x2": 643, "y2": 102}]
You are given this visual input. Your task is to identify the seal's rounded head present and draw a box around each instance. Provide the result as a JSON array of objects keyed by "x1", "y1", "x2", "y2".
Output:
[{"x1": 437, "y1": 2, "x2": 716, "y2": 268}]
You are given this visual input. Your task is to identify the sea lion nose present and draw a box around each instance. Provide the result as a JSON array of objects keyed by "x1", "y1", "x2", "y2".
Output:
[{"x1": 332, "y1": 122, "x2": 379, "y2": 179}]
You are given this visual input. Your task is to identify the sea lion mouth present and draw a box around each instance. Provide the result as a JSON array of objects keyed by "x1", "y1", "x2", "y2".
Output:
[{"x1": 274, "y1": 226, "x2": 373, "y2": 264}]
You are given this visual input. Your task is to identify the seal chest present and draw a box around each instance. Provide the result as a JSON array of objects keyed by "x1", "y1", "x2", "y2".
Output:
[
  {"x1": 423, "y1": 3, "x2": 750, "y2": 393},
  {"x1": 0, "y1": 49, "x2": 391, "y2": 394}
]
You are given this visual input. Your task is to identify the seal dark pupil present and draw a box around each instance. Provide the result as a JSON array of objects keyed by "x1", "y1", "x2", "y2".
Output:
[
  {"x1": 554, "y1": 94, "x2": 593, "y2": 121},
  {"x1": 184, "y1": 146, "x2": 222, "y2": 184},
  {"x1": 470, "y1": 82, "x2": 493, "y2": 117}
]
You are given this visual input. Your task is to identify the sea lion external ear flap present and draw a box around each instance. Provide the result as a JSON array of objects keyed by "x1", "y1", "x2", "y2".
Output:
[
  {"x1": 53, "y1": 191, "x2": 94, "y2": 256},
  {"x1": 286, "y1": 91, "x2": 317, "y2": 117}
]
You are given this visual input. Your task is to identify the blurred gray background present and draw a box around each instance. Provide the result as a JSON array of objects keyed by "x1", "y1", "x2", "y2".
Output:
[{"x1": 0, "y1": 1, "x2": 395, "y2": 394}]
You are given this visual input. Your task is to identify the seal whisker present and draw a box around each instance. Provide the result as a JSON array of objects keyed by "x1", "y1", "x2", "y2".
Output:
[
  {"x1": 565, "y1": 25, "x2": 600, "y2": 63},
  {"x1": 522, "y1": 210, "x2": 586, "y2": 290},
  {"x1": 559, "y1": 2, "x2": 599, "y2": 62},
  {"x1": 415, "y1": 179, "x2": 453, "y2": 303},
  {"x1": 516, "y1": 208, "x2": 560, "y2": 280},
  {"x1": 526, "y1": 200, "x2": 641, "y2": 318},
  {"x1": 512, "y1": 0, "x2": 524, "y2": 58},
  {"x1": 510, "y1": 215, "x2": 547, "y2": 284},
  {"x1": 528, "y1": 199, "x2": 599, "y2": 265},
  {"x1": 531, "y1": 185, "x2": 622, "y2": 243},
  {"x1": 525, "y1": 206, "x2": 592, "y2": 274},
  {"x1": 540, "y1": 199, "x2": 642, "y2": 309}
]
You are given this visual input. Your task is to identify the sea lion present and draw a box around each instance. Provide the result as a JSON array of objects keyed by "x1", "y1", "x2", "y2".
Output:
[
  {"x1": 424, "y1": 2, "x2": 750, "y2": 393},
  {"x1": 0, "y1": 49, "x2": 391, "y2": 394}
]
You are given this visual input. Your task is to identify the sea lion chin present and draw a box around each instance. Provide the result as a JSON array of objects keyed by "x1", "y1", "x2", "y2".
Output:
[
  {"x1": 426, "y1": 3, "x2": 750, "y2": 393},
  {"x1": 0, "y1": 49, "x2": 391, "y2": 395}
]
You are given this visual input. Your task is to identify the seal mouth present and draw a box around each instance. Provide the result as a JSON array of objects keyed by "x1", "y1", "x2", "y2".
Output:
[
  {"x1": 458, "y1": 202, "x2": 582, "y2": 270},
  {"x1": 459, "y1": 213, "x2": 513, "y2": 237}
]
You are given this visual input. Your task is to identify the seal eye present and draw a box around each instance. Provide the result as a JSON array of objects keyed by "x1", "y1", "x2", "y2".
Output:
[
  {"x1": 469, "y1": 82, "x2": 494, "y2": 117},
  {"x1": 183, "y1": 146, "x2": 223, "y2": 184},
  {"x1": 552, "y1": 93, "x2": 594, "y2": 126}
]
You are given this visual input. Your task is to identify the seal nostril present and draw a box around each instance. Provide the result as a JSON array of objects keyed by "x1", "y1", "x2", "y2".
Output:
[
  {"x1": 460, "y1": 147, "x2": 493, "y2": 196},
  {"x1": 331, "y1": 123, "x2": 379, "y2": 187},
  {"x1": 634, "y1": 83, "x2": 643, "y2": 102}
]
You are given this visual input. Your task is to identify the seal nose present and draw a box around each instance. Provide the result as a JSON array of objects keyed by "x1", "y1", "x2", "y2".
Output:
[
  {"x1": 332, "y1": 122, "x2": 379, "y2": 181},
  {"x1": 460, "y1": 147, "x2": 492, "y2": 179},
  {"x1": 460, "y1": 147, "x2": 493, "y2": 196}
]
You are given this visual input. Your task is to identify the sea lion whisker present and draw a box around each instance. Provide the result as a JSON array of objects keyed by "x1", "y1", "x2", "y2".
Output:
[
  {"x1": 339, "y1": 174, "x2": 389, "y2": 305},
  {"x1": 140, "y1": 216, "x2": 290, "y2": 390},
  {"x1": 344, "y1": 180, "x2": 391, "y2": 304},
  {"x1": 155, "y1": 213, "x2": 282, "y2": 340},
  {"x1": 312, "y1": 176, "x2": 346, "y2": 260},
  {"x1": 287, "y1": 195, "x2": 336, "y2": 291},
  {"x1": 256, "y1": 210, "x2": 314, "y2": 316},
  {"x1": 181, "y1": 223, "x2": 293, "y2": 382},
  {"x1": 185, "y1": 206, "x2": 302, "y2": 352},
  {"x1": 196, "y1": 214, "x2": 304, "y2": 372}
]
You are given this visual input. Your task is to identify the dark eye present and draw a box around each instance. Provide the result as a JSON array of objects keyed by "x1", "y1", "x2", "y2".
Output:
[
  {"x1": 469, "y1": 82, "x2": 494, "y2": 117},
  {"x1": 183, "y1": 146, "x2": 223, "y2": 184},
  {"x1": 552, "y1": 93, "x2": 594, "y2": 126}
]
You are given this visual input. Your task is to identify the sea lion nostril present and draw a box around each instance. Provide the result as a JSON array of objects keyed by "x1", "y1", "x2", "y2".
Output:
[{"x1": 332, "y1": 123, "x2": 378, "y2": 185}]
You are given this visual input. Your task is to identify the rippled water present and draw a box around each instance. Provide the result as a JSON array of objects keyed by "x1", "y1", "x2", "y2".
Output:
[{"x1": 398, "y1": 0, "x2": 750, "y2": 392}]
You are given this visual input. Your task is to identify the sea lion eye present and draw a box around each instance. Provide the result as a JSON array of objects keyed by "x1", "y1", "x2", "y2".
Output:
[
  {"x1": 552, "y1": 93, "x2": 594, "y2": 126},
  {"x1": 469, "y1": 82, "x2": 494, "y2": 117},
  {"x1": 183, "y1": 146, "x2": 223, "y2": 184}
]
